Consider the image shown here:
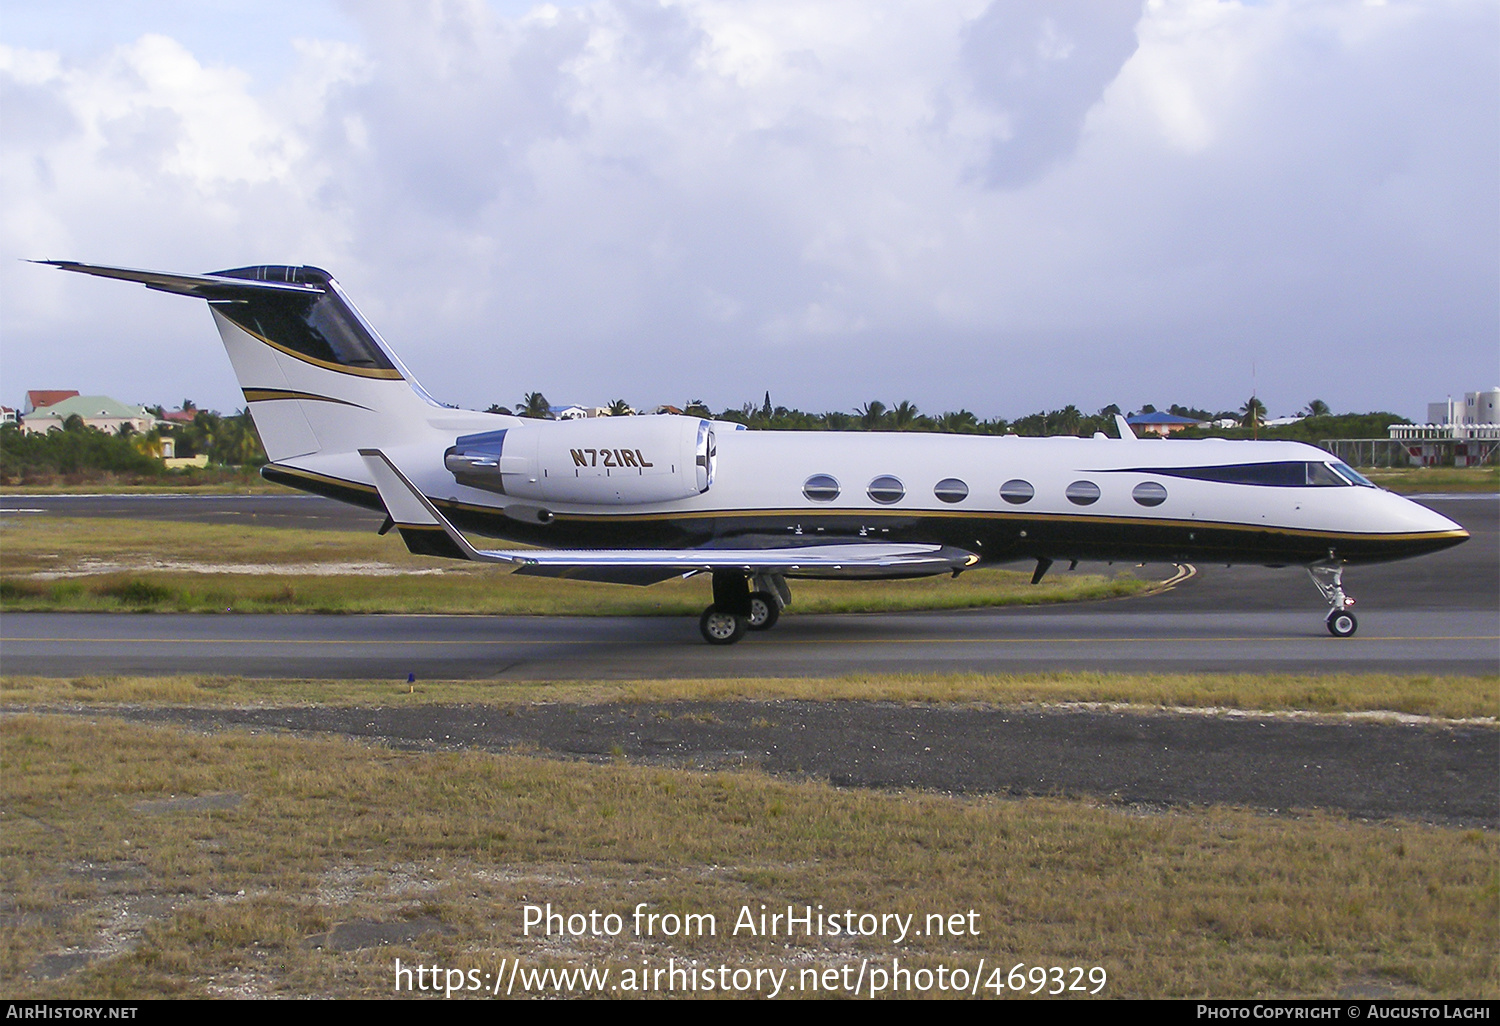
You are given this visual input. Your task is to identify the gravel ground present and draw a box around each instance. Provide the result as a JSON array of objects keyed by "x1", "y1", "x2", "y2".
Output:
[{"x1": 102, "y1": 701, "x2": 1498, "y2": 828}]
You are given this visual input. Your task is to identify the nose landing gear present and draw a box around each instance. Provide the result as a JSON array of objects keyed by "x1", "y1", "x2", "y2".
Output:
[{"x1": 1307, "y1": 561, "x2": 1357, "y2": 637}]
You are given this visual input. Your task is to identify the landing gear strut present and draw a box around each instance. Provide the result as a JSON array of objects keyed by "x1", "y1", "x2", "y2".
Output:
[
  {"x1": 698, "y1": 572, "x2": 790, "y2": 644},
  {"x1": 1307, "y1": 561, "x2": 1357, "y2": 637}
]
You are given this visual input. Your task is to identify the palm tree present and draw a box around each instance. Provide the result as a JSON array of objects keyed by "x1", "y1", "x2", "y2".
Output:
[
  {"x1": 520, "y1": 392, "x2": 551, "y2": 419},
  {"x1": 936, "y1": 409, "x2": 978, "y2": 434},
  {"x1": 1240, "y1": 396, "x2": 1267, "y2": 430},
  {"x1": 1303, "y1": 399, "x2": 1330, "y2": 418},
  {"x1": 684, "y1": 399, "x2": 711, "y2": 417},
  {"x1": 858, "y1": 400, "x2": 887, "y2": 429},
  {"x1": 890, "y1": 400, "x2": 920, "y2": 430},
  {"x1": 1050, "y1": 405, "x2": 1083, "y2": 435},
  {"x1": 607, "y1": 399, "x2": 634, "y2": 416},
  {"x1": 219, "y1": 411, "x2": 267, "y2": 465},
  {"x1": 128, "y1": 427, "x2": 166, "y2": 459}
]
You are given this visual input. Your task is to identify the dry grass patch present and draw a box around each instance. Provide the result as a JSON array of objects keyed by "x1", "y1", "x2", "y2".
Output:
[
  {"x1": 3, "y1": 672, "x2": 1494, "y2": 721},
  {"x1": 0, "y1": 517, "x2": 454, "y2": 574},
  {"x1": 1, "y1": 714, "x2": 1494, "y2": 999}
]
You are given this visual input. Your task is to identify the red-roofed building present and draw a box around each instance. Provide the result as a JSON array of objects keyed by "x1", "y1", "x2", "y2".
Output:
[{"x1": 24, "y1": 390, "x2": 79, "y2": 414}]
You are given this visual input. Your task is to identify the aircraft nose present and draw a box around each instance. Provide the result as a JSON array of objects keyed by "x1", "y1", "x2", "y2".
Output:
[
  {"x1": 1410, "y1": 500, "x2": 1467, "y2": 535},
  {"x1": 1389, "y1": 493, "x2": 1470, "y2": 550}
]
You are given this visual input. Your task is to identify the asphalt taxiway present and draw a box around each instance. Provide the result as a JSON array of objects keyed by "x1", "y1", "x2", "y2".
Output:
[
  {"x1": 4, "y1": 492, "x2": 1493, "y2": 823},
  {"x1": 0, "y1": 606, "x2": 1494, "y2": 678},
  {"x1": 109, "y1": 700, "x2": 1496, "y2": 827},
  {"x1": 0, "y1": 492, "x2": 386, "y2": 532}
]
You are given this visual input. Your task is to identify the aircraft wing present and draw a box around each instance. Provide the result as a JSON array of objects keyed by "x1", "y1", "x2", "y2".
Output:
[{"x1": 360, "y1": 449, "x2": 978, "y2": 583}]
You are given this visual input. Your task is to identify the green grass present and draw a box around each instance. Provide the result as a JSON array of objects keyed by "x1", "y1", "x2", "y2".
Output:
[
  {"x1": 2, "y1": 713, "x2": 1494, "y2": 999},
  {"x1": 1363, "y1": 466, "x2": 1497, "y2": 493},
  {"x1": 0, "y1": 518, "x2": 1151, "y2": 615}
]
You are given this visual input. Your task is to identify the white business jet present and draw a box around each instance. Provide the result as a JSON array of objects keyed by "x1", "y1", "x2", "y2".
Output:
[{"x1": 39, "y1": 261, "x2": 1469, "y2": 644}]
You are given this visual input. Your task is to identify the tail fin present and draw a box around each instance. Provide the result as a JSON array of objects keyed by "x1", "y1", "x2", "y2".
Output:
[{"x1": 38, "y1": 261, "x2": 438, "y2": 462}]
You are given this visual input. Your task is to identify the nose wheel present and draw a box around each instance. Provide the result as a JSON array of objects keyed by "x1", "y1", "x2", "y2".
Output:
[
  {"x1": 1326, "y1": 609, "x2": 1358, "y2": 637},
  {"x1": 1308, "y1": 561, "x2": 1357, "y2": 638}
]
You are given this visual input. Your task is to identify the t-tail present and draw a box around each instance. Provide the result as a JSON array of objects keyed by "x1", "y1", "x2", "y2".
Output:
[{"x1": 36, "y1": 261, "x2": 443, "y2": 466}]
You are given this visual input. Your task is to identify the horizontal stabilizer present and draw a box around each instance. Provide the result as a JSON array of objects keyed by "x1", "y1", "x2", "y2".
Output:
[
  {"x1": 35, "y1": 260, "x2": 322, "y2": 298},
  {"x1": 360, "y1": 449, "x2": 491, "y2": 562}
]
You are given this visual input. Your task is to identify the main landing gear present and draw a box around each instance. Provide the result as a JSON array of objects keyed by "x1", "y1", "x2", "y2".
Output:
[
  {"x1": 699, "y1": 571, "x2": 789, "y2": 644},
  {"x1": 1307, "y1": 561, "x2": 1357, "y2": 637}
]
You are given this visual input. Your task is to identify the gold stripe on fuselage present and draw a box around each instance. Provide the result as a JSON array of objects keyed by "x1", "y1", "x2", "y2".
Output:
[
  {"x1": 242, "y1": 388, "x2": 370, "y2": 409},
  {"x1": 264, "y1": 465, "x2": 1468, "y2": 545}
]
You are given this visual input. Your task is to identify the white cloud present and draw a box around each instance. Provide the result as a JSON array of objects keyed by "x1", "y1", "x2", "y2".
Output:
[{"x1": 2, "y1": 0, "x2": 1494, "y2": 420}]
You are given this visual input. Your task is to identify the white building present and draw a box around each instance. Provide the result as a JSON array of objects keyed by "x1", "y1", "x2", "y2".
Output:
[
  {"x1": 1393, "y1": 387, "x2": 1500, "y2": 466},
  {"x1": 1465, "y1": 388, "x2": 1499, "y2": 425},
  {"x1": 1425, "y1": 388, "x2": 1499, "y2": 427}
]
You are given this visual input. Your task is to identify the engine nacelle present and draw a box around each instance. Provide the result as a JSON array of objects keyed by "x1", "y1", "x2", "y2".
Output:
[{"x1": 445, "y1": 416, "x2": 715, "y2": 505}]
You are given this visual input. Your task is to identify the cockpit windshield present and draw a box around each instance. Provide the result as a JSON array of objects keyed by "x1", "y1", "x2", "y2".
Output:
[
  {"x1": 1116, "y1": 460, "x2": 1379, "y2": 488},
  {"x1": 1329, "y1": 461, "x2": 1376, "y2": 488}
]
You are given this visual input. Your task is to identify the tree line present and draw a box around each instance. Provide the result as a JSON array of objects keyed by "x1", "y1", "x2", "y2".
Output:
[
  {"x1": 0, "y1": 404, "x2": 266, "y2": 484},
  {"x1": 490, "y1": 391, "x2": 1409, "y2": 442},
  {"x1": 0, "y1": 391, "x2": 1411, "y2": 484}
]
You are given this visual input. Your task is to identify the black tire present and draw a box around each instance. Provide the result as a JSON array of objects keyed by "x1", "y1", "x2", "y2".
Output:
[
  {"x1": 700, "y1": 605, "x2": 747, "y2": 645},
  {"x1": 747, "y1": 591, "x2": 780, "y2": 631},
  {"x1": 1326, "y1": 610, "x2": 1358, "y2": 638}
]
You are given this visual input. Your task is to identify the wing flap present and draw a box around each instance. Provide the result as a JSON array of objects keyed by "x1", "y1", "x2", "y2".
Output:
[{"x1": 508, "y1": 543, "x2": 977, "y2": 579}]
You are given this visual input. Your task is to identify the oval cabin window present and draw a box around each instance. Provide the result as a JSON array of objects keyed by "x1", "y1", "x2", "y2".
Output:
[
  {"x1": 933, "y1": 478, "x2": 969, "y2": 503},
  {"x1": 1132, "y1": 481, "x2": 1168, "y2": 507},
  {"x1": 1065, "y1": 481, "x2": 1101, "y2": 506},
  {"x1": 803, "y1": 474, "x2": 840, "y2": 502},
  {"x1": 1000, "y1": 479, "x2": 1034, "y2": 505},
  {"x1": 867, "y1": 475, "x2": 905, "y2": 504}
]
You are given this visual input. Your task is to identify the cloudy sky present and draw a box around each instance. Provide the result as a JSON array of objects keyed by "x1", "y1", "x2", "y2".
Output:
[{"x1": 2, "y1": 0, "x2": 1495, "y2": 421}]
